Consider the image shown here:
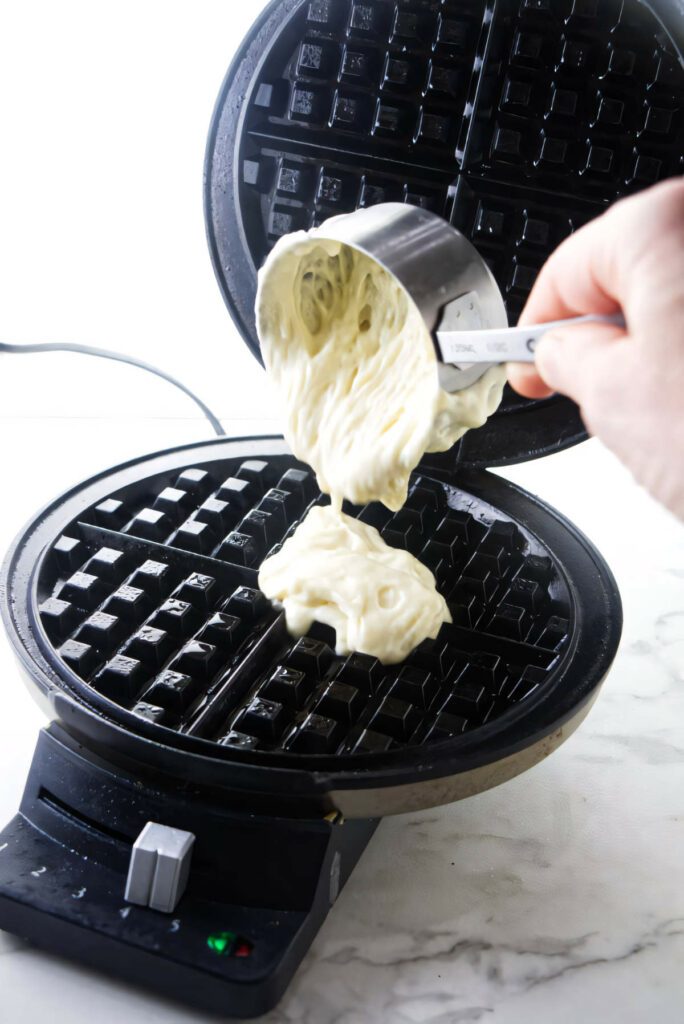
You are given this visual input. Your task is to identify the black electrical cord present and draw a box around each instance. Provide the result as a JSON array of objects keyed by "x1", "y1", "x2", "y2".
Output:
[{"x1": 0, "y1": 340, "x2": 226, "y2": 437}]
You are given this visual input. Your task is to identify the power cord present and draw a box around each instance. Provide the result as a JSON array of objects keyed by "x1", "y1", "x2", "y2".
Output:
[{"x1": 0, "y1": 340, "x2": 226, "y2": 438}]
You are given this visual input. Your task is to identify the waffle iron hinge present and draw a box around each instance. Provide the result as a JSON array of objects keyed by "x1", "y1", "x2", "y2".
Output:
[{"x1": 0, "y1": 724, "x2": 378, "y2": 1017}]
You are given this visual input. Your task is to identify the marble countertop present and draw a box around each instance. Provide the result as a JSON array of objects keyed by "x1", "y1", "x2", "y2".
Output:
[{"x1": 0, "y1": 418, "x2": 682, "y2": 1024}]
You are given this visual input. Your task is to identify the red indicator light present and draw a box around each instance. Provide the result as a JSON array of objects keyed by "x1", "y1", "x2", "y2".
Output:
[{"x1": 233, "y1": 940, "x2": 253, "y2": 958}]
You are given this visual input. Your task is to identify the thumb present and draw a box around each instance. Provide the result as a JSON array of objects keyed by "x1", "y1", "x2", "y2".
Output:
[{"x1": 534, "y1": 322, "x2": 626, "y2": 403}]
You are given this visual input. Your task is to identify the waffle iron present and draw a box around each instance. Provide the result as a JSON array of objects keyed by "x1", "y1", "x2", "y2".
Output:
[{"x1": 0, "y1": 0, "x2": 681, "y2": 1017}]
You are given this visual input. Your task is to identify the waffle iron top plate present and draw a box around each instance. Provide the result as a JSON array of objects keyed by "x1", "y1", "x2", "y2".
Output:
[{"x1": 204, "y1": 0, "x2": 683, "y2": 468}]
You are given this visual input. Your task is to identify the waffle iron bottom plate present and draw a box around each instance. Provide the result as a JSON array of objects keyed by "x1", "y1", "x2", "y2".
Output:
[{"x1": 2, "y1": 435, "x2": 621, "y2": 818}]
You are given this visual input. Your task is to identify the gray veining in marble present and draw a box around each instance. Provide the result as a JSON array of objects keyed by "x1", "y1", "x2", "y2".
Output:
[{"x1": 0, "y1": 432, "x2": 682, "y2": 1023}]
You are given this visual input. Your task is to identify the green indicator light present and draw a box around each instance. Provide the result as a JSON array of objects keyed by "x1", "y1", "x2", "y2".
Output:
[{"x1": 207, "y1": 931, "x2": 236, "y2": 955}]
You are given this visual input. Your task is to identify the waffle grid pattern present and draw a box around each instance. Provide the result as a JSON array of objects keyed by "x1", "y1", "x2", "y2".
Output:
[
  {"x1": 38, "y1": 455, "x2": 571, "y2": 757},
  {"x1": 240, "y1": 0, "x2": 682, "y2": 322}
]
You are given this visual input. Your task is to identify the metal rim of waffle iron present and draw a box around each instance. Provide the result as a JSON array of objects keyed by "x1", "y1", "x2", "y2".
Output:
[
  {"x1": 1, "y1": 437, "x2": 621, "y2": 817},
  {"x1": 204, "y1": 0, "x2": 684, "y2": 470}
]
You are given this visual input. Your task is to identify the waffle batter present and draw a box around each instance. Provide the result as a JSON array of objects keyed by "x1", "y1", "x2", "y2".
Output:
[
  {"x1": 256, "y1": 224, "x2": 505, "y2": 663},
  {"x1": 258, "y1": 504, "x2": 451, "y2": 665},
  {"x1": 256, "y1": 232, "x2": 505, "y2": 511}
]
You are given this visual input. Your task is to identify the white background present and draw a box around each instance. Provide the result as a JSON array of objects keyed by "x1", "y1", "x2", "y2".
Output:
[
  {"x1": 0, "y1": 2, "x2": 683, "y2": 1022},
  {"x1": 0, "y1": 0, "x2": 278, "y2": 432}
]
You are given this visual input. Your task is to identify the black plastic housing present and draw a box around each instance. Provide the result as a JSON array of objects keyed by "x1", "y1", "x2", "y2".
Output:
[{"x1": 0, "y1": 724, "x2": 377, "y2": 1017}]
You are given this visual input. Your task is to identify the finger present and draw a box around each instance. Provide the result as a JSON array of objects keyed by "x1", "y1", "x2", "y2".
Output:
[
  {"x1": 507, "y1": 318, "x2": 627, "y2": 399},
  {"x1": 519, "y1": 178, "x2": 684, "y2": 329},
  {"x1": 533, "y1": 322, "x2": 626, "y2": 402},
  {"x1": 506, "y1": 362, "x2": 554, "y2": 399},
  {"x1": 518, "y1": 214, "x2": 621, "y2": 327}
]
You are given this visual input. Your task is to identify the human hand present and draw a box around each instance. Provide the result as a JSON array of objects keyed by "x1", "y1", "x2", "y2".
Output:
[{"x1": 507, "y1": 178, "x2": 684, "y2": 520}]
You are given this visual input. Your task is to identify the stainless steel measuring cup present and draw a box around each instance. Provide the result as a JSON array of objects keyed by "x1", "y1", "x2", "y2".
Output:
[{"x1": 257, "y1": 202, "x2": 509, "y2": 392}]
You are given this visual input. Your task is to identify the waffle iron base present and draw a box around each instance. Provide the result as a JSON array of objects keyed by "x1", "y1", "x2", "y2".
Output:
[
  {"x1": 0, "y1": 436, "x2": 622, "y2": 1015},
  {"x1": 0, "y1": 723, "x2": 378, "y2": 1018}
]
